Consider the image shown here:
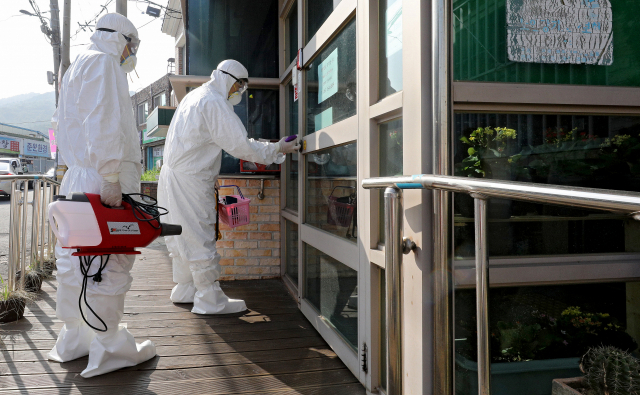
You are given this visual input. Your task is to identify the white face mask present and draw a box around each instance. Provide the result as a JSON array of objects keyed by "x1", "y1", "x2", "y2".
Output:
[
  {"x1": 228, "y1": 91, "x2": 242, "y2": 106},
  {"x1": 121, "y1": 54, "x2": 137, "y2": 74}
]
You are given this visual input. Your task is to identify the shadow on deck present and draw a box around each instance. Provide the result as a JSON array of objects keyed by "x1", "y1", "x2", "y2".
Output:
[{"x1": 0, "y1": 242, "x2": 365, "y2": 394}]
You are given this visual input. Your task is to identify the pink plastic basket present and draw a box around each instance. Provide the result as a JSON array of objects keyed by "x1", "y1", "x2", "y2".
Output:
[{"x1": 218, "y1": 185, "x2": 251, "y2": 228}]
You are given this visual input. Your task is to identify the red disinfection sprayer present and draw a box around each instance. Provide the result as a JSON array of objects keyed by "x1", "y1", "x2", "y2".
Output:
[
  {"x1": 49, "y1": 192, "x2": 181, "y2": 256},
  {"x1": 48, "y1": 192, "x2": 182, "y2": 332}
]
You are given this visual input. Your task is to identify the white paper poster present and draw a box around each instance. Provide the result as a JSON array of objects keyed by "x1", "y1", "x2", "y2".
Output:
[
  {"x1": 314, "y1": 107, "x2": 333, "y2": 132},
  {"x1": 318, "y1": 48, "x2": 339, "y2": 104},
  {"x1": 507, "y1": 0, "x2": 613, "y2": 65}
]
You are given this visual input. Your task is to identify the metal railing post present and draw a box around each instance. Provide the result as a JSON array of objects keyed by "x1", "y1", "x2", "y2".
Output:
[
  {"x1": 8, "y1": 180, "x2": 18, "y2": 291},
  {"x1": 40, "y1": 180, "x2": 47, "y2": 267},
  {"x1": 473, "y1": 195, "x2": 490, "y2": 395},
  {"x1": 48, "y1": 183, "x2": 55, "y2": 259},
  {"x1": 385, "y1": 187, "x2": 403, "y2": 394},
  {"x1": 20, "y1": 183, "x2": 29, "y2": 289},
  {"x1": 30, "y1": 180, "x2": 41, "y2": 270}
]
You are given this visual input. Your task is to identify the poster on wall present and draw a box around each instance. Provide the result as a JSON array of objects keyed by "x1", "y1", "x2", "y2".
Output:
[
  {"x1": 48, "y1": 128, "x2": 57, "y2": 156},
  {"x1": 23, "y1": 139, "x2": 51, "y2": 158},
  {"x1": 318, "y1": 48, "x2": 339, "y2": 104},
  {"x1": 0, "y1": 136, "x2": 20, "y2": 155},
  {"x1": 507, "y1": 0, "x2": 613, "y2": 65}
]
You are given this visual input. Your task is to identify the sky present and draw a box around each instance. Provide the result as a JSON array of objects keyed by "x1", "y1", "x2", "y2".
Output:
[{"x1": 0, "y1": 0, "x2": 176, "y2": 100}]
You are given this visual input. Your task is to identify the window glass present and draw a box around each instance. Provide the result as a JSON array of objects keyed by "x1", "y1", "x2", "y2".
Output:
[
  {"x1": 137, "y1": 103, "x2": 148, "y2": 125},
  {"x1": 286, "y1": 82, "x2": 299, "y2": 211},
  {"x1": 286, "y1": 221, "x2": 299, "y2": 284},
  {"x1": 379, "y1": 119, "x2": 403, "y2": 242},
  {"x1": 188, "y1": 0, "x2": 278, "y2": 77},
  {"x1": 305, "y1": 243, "x2": 358, "y2": 348},
  {"x1": 453, "y1": 113, "x2": 640, "y2": 258},
  {"x1": 306, "y1": 0, "x2": 341, "y2": 43},
  {"x1": 379, "y1": 268, "x2": 387, "y2": 391},
  {"x1": 455, "y1": 282, "x2": 640, "y2": 395},
  {"x1": 287, "y1": 3, "x2": 298, "y2": 65},
  {"x1": 379, "y1": 0, "x2": 403, "y2": 98},
  {"x1": 453, "y1": 0, "x2": 640, "y2": 86},
  {"x1": 305, "y1": 143, "x2": 357, "y2": 241},
  {"x1": 220, "y1": 89, "x2": 280, "y2": 174},
  {"x1": 153, "y1": 94, "x2": 166, "y2": 109},
  {"x1": 306, "y1": 18, "x2": 356, "y2": 133}
]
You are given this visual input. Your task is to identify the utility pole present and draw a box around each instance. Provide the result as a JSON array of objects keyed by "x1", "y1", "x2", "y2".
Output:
[
  {"x1": 59, "y1": 0, "x2": 71, "y2": 85},
  {"x1": 116, "y1": 0, "x2": 127, "y2": 16},
  {"x1": 49, "y1": 0, "x2": 61, "y2": 107}
]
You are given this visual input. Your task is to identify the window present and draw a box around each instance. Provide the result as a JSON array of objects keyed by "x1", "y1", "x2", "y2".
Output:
[
  {"x1": 455, "y1": 282, "x2": 640, "y2": 395},
  {"x1": 306, "y1": 18, "x2": 356, "y2": 133},
  {"x1": 152, "y1": 94, "x2": 166, "y2": 109},
  {"x1": 286, "y1": 82, "x2": 299, "y2": 211},
  {"x1": 379, "y1": 118, "x2": 403, "y2": 242},
  {"x1": 305, "y1": 243, "x2": 358, "y2": 348},
  {"x1": 188, "y1": 0, "x2": 279, "y2": 77},
  {"x1": 453, "y1": 0, "x2": 640, "y2": 87},
  {"x1": 379, "y1": 0, "x2": 403, "y2": 98},
  {"x1": 220, "y1": 89, "x2": 280, "y2": 174},
  {"x1": 306, "y1": 0, "x2": 341, "y2": 44},
  {"x1": 453, "y1": 112, "x2": 640, "y2": 258},
  {"x1": 286, "y1": 3, "x2": 298, "y2": 66},
  {"x1": 305, "y1": 142, "x2": 357, "y2": 241},
  {"x1": 137, "y1": 102, "x2": 148, "y2": 125},
  {"x1": 285, "y1": 221, "x2": 299, "y2": 283}
]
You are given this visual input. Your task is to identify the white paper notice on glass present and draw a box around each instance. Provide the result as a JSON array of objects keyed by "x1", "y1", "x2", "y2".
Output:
[
  {"x1": 506, "y1": 0, "x2": 613, "y2": 66},
  {"x1": 386, "y1": 0, "x2": 402, "y2": 58},
  {"x1": 314, "y1": 107, "x2": 333, "y2": 132},
  {"x1": 318, "y1": 48, "x2": 339, "y2": 104}
]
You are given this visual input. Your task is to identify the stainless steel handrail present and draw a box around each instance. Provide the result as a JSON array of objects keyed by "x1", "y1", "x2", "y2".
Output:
[
  {"x1": 5, "y1": 175, "x2": 60, "y2": 292},
  {"x1": 362, "y1": 174, "x2": 640, "y2": 395}
]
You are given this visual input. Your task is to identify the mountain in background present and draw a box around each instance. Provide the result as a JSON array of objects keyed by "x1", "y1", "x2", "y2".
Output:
[
  {"x1": 0, "y1": 91, "x2": 138, "y2": 137},
  {"x1": 0, "y1": 92, "x2": 56, "y2": 137}
]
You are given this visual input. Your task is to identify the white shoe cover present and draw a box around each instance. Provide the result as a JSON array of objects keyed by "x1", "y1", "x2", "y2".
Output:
[
  {"x1": 80, "y1": 325, "x2": 156, "y2": 378},
  {"x1": 192, "y1": 281, "x2": 247, "y2": 315},
  {"x1": 170, "y1": 281, "x2": 196, "y2": 303},
  {"x1": 48, "y1": 321, "x2": 97, "y2": 362}
]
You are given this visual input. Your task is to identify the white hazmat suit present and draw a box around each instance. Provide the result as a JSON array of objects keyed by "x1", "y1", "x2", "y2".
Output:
[
  {"x1": 158, "y1": 60, "x2": 295, "y2": 314},
  {"x1": 47, "y1": 13, "x2": 156, "y2": 378}
]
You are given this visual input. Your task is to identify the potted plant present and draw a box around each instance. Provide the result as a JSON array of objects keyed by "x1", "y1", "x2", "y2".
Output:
[
  {"x1": 455, "y1": 306, "x2": 637, "y2": 395},
  {"x1": 552, "y1": 346, "x2": 640, "y2": 395},
  {"x1": 456, "y1": 126, "x2": 518, "y2": 219},
  {"x1": 0, "y1": 275, "x2": 28, "y2": 323},
  {"x1": 15, "y1": 263, "x2": 44, "y2": 293}
]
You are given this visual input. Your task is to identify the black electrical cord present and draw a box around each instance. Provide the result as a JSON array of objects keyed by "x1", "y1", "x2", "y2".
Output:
[
  {"x1": 121, "y1": 193, "x2": 168, "y2": 230},
  {"x1": 78, "y1": 254, "x2": 110, "y2": 332},
  {"x1": 76, "y1": 193, "x2": 167, "y2": 332}
]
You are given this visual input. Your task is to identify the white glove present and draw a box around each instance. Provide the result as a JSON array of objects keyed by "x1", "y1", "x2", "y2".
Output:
[
  {"x1": 276, "y1": 137, "x2": 301, "y2": 154},
  {"x1": 100, "y1": 173, "x2": 122, "y2": 207}
]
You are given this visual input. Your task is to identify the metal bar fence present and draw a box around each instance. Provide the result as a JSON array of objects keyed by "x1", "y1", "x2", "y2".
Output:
[
  {"x1": 4, "y1": 175, "x2": 60, "y2": 292},
  {"x1": 362, "y1": 174, "x2": 640, "y2": 395}
]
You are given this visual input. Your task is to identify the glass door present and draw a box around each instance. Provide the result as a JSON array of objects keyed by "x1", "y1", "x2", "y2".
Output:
[{"x1": 451, "y1": 0, "x2": 640, "y2": 393}]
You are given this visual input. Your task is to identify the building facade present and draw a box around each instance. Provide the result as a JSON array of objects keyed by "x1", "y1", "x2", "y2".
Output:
[
  {"x1": 160, "y1": 0, "x2": 640, "y2": 393},
  {"x1": 131, "y1": 74, "x2": 173, "y2": 171}
]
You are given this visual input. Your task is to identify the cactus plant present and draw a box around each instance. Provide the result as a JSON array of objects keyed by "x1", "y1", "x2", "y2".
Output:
[{"x1": 580, "y1": 345, "x2": 640, "y2": 395}]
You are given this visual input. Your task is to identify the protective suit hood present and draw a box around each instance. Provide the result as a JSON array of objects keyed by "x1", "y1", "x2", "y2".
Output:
[
  {"x1": 90, "y1": 13, "x2": 138, "y2": 61},
  {"x1": 205, "y1": 60, "x2": 248, "y2": 103}
]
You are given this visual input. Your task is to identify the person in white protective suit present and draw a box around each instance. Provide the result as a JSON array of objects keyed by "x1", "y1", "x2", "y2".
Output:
[
  {"x1": 47, "y1": 13, "x2": 156, "y2": 378},
  {"x1": 158, "y1": 59, "x2": 300, "y2": 315}
]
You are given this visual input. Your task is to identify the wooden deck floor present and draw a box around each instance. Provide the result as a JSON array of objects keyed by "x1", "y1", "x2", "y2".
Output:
[{"x1": 0, "y1": 242, "x2": 365, "y2": 394}]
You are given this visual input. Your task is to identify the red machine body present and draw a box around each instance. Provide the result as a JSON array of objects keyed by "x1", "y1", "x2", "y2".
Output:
[{"x1": 49, "y1": 193, "x2": 181, "y2": 257}]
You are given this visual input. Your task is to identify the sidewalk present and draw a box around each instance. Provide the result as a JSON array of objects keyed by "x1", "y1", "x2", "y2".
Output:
[{"x1": 0, "y1": 240, "x2": 364, "y2": 394}]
